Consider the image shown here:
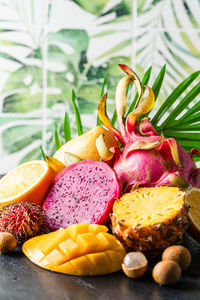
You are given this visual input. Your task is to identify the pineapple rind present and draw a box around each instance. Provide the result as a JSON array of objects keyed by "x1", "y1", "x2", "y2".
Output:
[{"x1": 111, "y1": 186, "x2": 189, "y2": 257}]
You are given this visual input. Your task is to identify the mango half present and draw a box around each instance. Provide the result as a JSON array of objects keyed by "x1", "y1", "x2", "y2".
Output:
[{"x1": 22, "y1": 223, "x2": 126, "y2": 276}]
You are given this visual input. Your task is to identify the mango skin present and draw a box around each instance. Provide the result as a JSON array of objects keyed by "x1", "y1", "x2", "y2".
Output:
[
  {"x1": 22, "y1": 223, "x2": 126, "y2": 276},
  {"x1": 53, "y1": 126, "x2": 118, "y2": 164}
]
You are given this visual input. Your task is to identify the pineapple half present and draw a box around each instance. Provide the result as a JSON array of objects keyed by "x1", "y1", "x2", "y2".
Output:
[{"x1": 111, "y1": 186, "x2": 189, "y2": 257}]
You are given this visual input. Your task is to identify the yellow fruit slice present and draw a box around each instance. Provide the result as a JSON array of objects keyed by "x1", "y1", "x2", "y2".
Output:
[
  {"x1": 0, "y1": 160, "x2": 54, "y2": 206},
  {"x1": 22, "y1": 223, "x2": 126, "y2": 276},
  {"x1": 186, "y1": 187, "x2": 200, "y2": 242}
]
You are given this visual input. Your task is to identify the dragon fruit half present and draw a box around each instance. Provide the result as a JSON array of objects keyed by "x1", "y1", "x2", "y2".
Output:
[
  {"x1": 43, "y1": 160, "x2": 120, "y2": 231},
  {"x1": 96, "y1": 64, "x2": 200, "y2": 192}
]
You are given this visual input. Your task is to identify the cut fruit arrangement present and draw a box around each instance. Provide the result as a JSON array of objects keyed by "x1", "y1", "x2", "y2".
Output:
[{"x1": 0, "y1": 64, "x2": 200, "y2": 284}]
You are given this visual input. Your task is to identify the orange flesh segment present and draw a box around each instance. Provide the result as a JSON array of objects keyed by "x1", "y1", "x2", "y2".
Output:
[
  {"x1": 0, "y1": 162, "x2": 46, "y2": 199},
  {"x1": 189, "y1": 207, "x2": 200, "y2": 226},
  {"x1": 22, "y1": 223, "x2": 126, "y2": 276},
  {"x1": 0, "y1": 160, "x2": 55, "y2": 206},
  {"x1": 187, "y1": 188, "x2": 200, "y2": 228}
]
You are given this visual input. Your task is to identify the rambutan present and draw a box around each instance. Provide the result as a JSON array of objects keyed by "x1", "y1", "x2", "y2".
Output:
[{"x1": 0, "y1": 202, "x2": 47, "y2": 243}]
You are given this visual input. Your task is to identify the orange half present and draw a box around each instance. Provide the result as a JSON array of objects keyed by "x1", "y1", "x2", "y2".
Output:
[
  {"x1": 186, "y1": 187, "x2": 200, "y2": 242},
  {"x1": 0, "y1": 160, "x2": 55, "y2": 206}
]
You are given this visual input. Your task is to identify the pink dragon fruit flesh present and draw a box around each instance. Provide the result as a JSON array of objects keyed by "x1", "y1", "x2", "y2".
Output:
[
  {"x1": 96, "y1": 64, "x2": 200, "y2": 192},
  {"x1": 43, "y1": 160, "x2": 120, "y2": 231}
]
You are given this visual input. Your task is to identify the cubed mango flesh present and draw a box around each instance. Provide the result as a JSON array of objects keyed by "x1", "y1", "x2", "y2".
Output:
[{"x1": 22, "y1": 223, "x2": 126, "y2": 276}]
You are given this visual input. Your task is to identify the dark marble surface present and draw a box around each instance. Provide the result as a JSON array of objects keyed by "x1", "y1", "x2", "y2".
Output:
[{"x1": 0, "y1": 234, "x2": 199, "y2": 300}]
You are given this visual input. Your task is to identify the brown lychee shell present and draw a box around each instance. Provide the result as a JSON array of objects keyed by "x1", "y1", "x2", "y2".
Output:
[
  {"x1": 0, "y1": 232, "x2": 17, "y2": 254},
  {"x1": 152, "y1": 260, "x2": 181, "y2": 285},
  {"x1": 162, "y1": 245, "x2": 191, "y2": 271}
]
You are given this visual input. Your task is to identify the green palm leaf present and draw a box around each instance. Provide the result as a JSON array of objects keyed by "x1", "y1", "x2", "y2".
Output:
[
  {"x1": 97, "y1": 77, "x2": 107, "y2": 126},
  {"x1": 158, "y1": 82, "x2": 200, "y2": 129},
  {"x1": 54, "y1": 122, "x2": 62, "y2": 150},
  {"x1": 151, "y1": 70, "x2": 200, "y2": 126},
  {"x1": 95, "y1": 39, "x2": 132, "y2": 60},
  {"x1": 0, "y1": 52, "x2": 24, "y2": 65},
  {"x1": 40, "y1": 146, "x2": 46, "y2": 161},
  {"x1": 147, "y1": 68, "x2": 200, "y2": 159},
  {"x1": 136, "y1": 0, "x2": 200, "y2": 98},
  {"x1": 72, "y1": 90, "x2": 83, "y2": 136},
  {"x1": 64, "y1": 111, "x2": 71, "y2": 142},
  {"x1": 170, "y1": 1, "x2": 200, "y2": 57},
  {"x1": 181, "y1": 112, "x2": 200, "y2": 125},
  {"x1": 152, "y1": 65, "x2": 166, "y2": 100}
]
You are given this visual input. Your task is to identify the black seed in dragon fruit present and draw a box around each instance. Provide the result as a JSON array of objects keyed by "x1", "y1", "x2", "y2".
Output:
[{"x1": 43, "y1": 160, "x2": 120, "y2": 231}]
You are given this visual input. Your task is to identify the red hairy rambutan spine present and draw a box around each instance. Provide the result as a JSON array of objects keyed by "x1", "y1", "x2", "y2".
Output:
[{"x1": 0, "y1": 202, "x2": 47, "y2": 243}]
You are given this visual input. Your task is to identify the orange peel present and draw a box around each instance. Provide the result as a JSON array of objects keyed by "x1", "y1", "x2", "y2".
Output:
[{"x1": 0, "y1": 160, "x2": 54, "y2": 206}]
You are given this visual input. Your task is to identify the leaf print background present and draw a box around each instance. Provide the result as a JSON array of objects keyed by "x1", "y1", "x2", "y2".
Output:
[{"x1": 0, "y1": 0, "x2": 199, "y2": 174}]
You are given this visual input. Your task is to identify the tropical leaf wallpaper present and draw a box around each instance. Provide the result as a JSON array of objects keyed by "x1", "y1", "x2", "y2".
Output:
[{"x1": 0, "y1": 0, "x2": 200, "y2": 174}]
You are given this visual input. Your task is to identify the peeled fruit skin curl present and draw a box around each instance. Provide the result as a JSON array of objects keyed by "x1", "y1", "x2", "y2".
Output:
[
  {"x1": 43, "y1": 160, "x2": 121, "y2": 231},
  {"x1": 97, "y1": 65, "x2": 200, "y2": 192},
  {"x1": 54, "y1": 126, "x2": 118, "y2": 165},
  {"x1": 22, "y1": 223, "x2": 126, "y2": 276}
]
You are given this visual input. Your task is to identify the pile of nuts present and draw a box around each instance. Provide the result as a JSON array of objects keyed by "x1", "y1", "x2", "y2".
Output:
[{"x1": 122, "y1": 245, "x2": 191, "y2": 285}]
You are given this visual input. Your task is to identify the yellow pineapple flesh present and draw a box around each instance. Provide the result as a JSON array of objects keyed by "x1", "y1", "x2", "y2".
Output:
[{"x1": 111, "y1": 186, "x2": 189, "y2": 257}]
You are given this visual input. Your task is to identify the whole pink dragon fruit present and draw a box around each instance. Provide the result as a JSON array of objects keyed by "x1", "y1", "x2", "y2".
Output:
[
  {"x1": 43, "y1": 160, "x2": 120, "y2": 231},
  {"x1": 96, "y1": 64, "x2": 200, "y2": 192}
]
